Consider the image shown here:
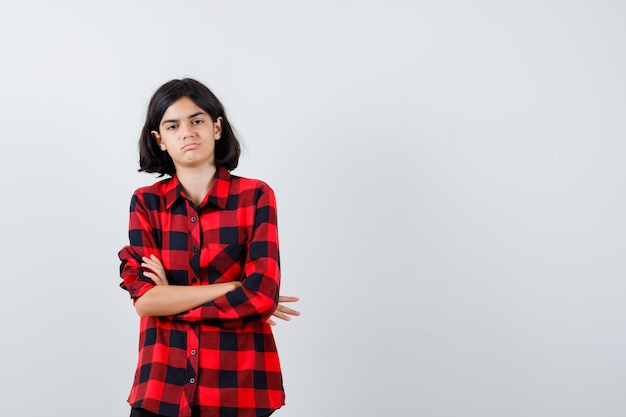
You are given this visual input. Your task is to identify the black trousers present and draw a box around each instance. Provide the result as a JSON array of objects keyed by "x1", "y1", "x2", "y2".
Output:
[{"x1": 130, "y1": 407, "x2": 274, "y2": 417}]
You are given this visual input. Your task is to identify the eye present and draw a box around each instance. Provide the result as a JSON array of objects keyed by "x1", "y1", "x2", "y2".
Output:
[
  {"x1": 166, "y1": 124, "x2": 177, "y2": 130},
  {"x1": 192, "y1": 119, "x2": 204, "y2": 125}
]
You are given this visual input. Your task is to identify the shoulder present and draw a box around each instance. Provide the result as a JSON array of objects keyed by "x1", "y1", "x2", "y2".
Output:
[
  {"x1": 228, "y1": 173, "x2": 277, "y2": 207},
  {"x1": 132, "y1": 177, "x2": 172, "y2": 196},
  {"x1": 129, "y1": 177, "x2": 172, "y2": 208},
  {"x1": 230, "y1": 173, "x2": 273, "y2": 193}
]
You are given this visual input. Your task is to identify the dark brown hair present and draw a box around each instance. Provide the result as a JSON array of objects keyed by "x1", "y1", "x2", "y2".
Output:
[{"x1": 138, "y1": 78, "x2": 241, "y2": 176}]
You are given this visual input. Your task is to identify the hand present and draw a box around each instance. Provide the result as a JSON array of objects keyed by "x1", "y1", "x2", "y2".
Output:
[
  {"x1": 224, "y1": 280, "x2": 243, "y2": 292},
  {"x1": 141, "y1": 254, "x2": 168, "y2": 286},
  {"x1": 266, "y1": 295, "x2": 301, "y2": 326}
]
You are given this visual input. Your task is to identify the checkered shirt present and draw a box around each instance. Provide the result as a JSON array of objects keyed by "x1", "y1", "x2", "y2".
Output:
[{"x1": 118, "y1": 167, "x2": 284, "y2": 417}]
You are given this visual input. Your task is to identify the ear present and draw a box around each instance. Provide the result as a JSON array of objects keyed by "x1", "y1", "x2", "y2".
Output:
[
  {"x1": 151, "y1": 130, "x2": 166, "y2": 151},
  {"x1": 214, "y1": 117, "x2": 223, "y2": 140}
]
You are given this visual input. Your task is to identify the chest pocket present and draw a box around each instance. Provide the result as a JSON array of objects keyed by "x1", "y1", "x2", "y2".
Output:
[{"x1": 205, "y1": 242, "x2": 246, "y2": 283}]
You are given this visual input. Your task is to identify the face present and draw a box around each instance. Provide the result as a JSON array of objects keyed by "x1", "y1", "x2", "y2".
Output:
[{"x1": 151, "y1": 96, "x2": 222, "y2": 172}]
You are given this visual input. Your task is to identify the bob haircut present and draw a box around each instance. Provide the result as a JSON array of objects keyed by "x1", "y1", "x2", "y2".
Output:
[{"x1": 138, "y1": 78, "x2": 241, "y2": 176}]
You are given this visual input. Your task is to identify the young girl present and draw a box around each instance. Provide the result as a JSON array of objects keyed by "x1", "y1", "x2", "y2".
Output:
[{"x1": 118, "y1": 78, "x2": 298, "y2": 417}]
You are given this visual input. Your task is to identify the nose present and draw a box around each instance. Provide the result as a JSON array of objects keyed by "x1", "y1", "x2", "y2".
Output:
[{"x1": 179, "y1": 122, "x2": 194, "y2": 139}]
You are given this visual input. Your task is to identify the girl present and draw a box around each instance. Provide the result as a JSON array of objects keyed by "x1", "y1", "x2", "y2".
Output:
[{"x1": 119, "y1": 78, "x2": 298, "y2": 417}]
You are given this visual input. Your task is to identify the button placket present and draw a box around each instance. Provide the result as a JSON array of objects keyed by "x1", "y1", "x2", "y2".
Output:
[
  {"x1": 186, "y1": 323, "x2": 200, "y2": 397},
  {"x1": 188, "y1": 205, "x2": 201, "y2": 281}
]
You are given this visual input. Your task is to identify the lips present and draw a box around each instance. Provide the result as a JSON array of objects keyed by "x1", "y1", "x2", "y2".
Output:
[{"x1": 181, "y1": 142, "x2": 200, "y2": 150}]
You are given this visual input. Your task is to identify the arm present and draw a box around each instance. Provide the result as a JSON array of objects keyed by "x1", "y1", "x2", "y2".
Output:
[
  {"x1": 118, "y1": 192, "x2": 242, "y2": 317},
  {"x1": 140, "y1": 255, "x2": 298, "y2": 321},
  {"x1": 134, "y1": 285, "x2": 242, "y2": 317},
  {"x1": 133, "y1": 255, "x2": 242, "y2": 317},
  {"x1": 172, "y1": 186, "x2": 281, "y2": 327}
]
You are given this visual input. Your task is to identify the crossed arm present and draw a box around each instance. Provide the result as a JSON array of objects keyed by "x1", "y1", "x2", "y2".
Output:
[{"x1": 135, "y1": 254, "x2": 300, "y2": 325}]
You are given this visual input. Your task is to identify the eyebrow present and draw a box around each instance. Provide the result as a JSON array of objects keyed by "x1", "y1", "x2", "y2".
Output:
[{"x1": 160, "y1": 111, "x2": 208, "y2": 126}]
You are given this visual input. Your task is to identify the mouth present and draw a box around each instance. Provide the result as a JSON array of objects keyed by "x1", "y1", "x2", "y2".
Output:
[{"x1": 181, "y1": 142, "x2": 200, "y2": 150}]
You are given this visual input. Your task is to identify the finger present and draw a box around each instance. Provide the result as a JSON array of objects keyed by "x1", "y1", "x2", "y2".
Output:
[
  {"x1": 143, "y1": 271, "x2": 165, "y2": 285},
  {"x1": 142, "y1": 255, "x2": 158, "y2": 264},
  {"x1": 142, "y1": 255, "x2": 163, "y2": 266},
  {"x1": 150, "y1": 254, "x2": 164, "y2": 266},
  {"x1": 278, "y1": 295, "x2": 299, "y2": 303},
  {"x1": 272, "y1": 310, "x2": 291, "y2": 321},
  {"x1": 266, "y1": 318, "x2": 277, "y2": 326},
  {"x1": 142, "y1": 258, "x2": 163, "y2": 271},
  {"x1": 276, "y1": 305, "x2": 301, "y2": 316},
  {"x1": 142, "y1": 262, "x2": 165, "y2": 278}
]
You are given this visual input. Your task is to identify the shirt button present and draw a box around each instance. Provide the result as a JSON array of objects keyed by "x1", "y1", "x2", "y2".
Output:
[
  {"x1": 191, "y1": 350, "x2": 197, "y2": 355},
  {"x1": 193, "y1": 247, "x2": 198, "y2": 253},
  {"x1": 189, "y1": 378, "x2": 195, "y2": 384},
  {"x1": 191, "y1": 324, "x2": 197, "y2": 329},
  {"x1": 191, "y1": 216, "x2": 197, "y2": 222},
  {"x1": 192, "y1": 278, "x2": 198, "y2": 284}
]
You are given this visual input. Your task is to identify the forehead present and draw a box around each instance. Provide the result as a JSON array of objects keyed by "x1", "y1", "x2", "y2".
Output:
[{"x1": 161, "y1": 96, "x2": 206, "y2": 120}]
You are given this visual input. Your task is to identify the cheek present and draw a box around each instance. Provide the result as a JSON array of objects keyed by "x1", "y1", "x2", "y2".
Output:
[{"x1": 159, "y1": 133, "x2": 175, "y2": 146}]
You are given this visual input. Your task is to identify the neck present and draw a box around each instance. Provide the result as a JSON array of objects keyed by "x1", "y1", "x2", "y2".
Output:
[{"x1": 175, "y1": 164, "x2": 218, "y2": 207}]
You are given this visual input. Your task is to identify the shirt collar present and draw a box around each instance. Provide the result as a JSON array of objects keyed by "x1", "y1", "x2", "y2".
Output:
[
  {"x1": 164, "y1": 167, "x2": 232, "y2": 210},
  {"x1": 207, "y1": 167, "x2": 232, "y2": 209}
]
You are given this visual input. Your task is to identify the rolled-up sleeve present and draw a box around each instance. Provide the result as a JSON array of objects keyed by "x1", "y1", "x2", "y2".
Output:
[{"x1": 119, "y1": 192, "x2": 161, "y2": 300}]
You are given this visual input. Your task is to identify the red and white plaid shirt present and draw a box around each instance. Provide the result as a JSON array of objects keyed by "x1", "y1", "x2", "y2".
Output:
[{"x1": 119, "y1": 167, "x2": 284, "y2": 417}]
